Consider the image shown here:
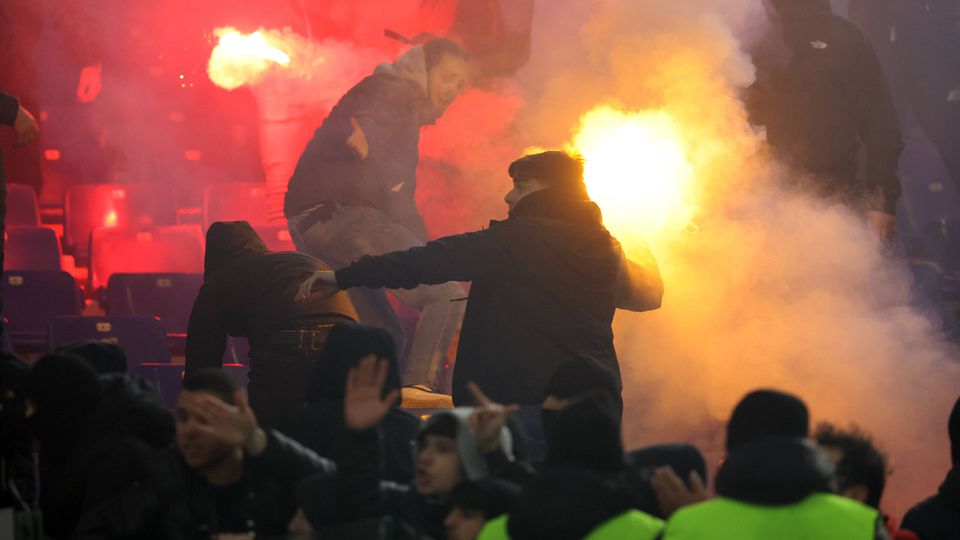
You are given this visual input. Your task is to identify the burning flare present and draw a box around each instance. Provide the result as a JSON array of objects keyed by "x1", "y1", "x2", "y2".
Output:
[
  {"x1": 568, "y1": 103, "x2": 698, "y2": 250},
  {"x1": 207, "y1": 28, "x2": 293, "y2": 90}
]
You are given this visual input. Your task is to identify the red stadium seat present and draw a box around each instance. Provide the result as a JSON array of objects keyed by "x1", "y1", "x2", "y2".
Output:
[
  {"x1": 6, "y1": 183, "x2": 41, "y2": 226},
  {"x1": 88, "y1": 225, "x2": 204, "y2": 290},
  {"x1": 5, "y1": 226, "x2": 61, "y2": 271},
  {"x1": 64, "y1": 183, "x2": 177, "y2": 261},
  {"x1": 203, "y1": 182, "x2": 271, "y2": 228}
]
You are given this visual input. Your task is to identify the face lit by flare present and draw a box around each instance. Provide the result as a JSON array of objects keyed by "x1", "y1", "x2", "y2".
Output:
[{"x1": 427, "y1": 54, "x2": 468, "y2": 117}]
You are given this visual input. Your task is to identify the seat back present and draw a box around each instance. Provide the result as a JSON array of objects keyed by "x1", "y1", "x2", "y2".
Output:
[
  {"x1": 5, "y1": 226, "x2": 61, "y2": 271},
  {"x1": 203, "y1": 182, "x2": 271, "y2": 229},
  {"x1": 6, "y1": 184, "x2": 41, "y2": 226},
  {"x1": 64, "y1": 183, "x2": 177, "y2": 260},
  {"x1": 3, "y1": 271, "x2": 82, "y2": 350},
  {"x1": 48, "y1": 315, "x2": 171, "y2": 364},
  {"x1": 89, "y1": 225, "x2": 204, "y2": 290}
]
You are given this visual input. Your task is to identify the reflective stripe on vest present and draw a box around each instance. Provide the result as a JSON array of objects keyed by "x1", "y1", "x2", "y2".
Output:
[{"x1": 663, "y1": 493, "x2": 879, "y2": 540}]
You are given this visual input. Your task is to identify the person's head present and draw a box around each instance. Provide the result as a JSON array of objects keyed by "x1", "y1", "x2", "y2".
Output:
[
  {"x1": 814, "y1": 423, "x2": 888, "y2": 508},
  {"x1": 542, "y1": 356, "x2": 619, "y2": 414},
  {"x1": 56, "y1": 340, "x2": 128, "y2": 374},
  {"x1": 444, "y1": 479, "x2": 520, "y2": 540},
  {"x1": 415, "y1": 413, "x2": 465, "y2": 497},
  {"x1": 766, "y1": 0, "x2": 831, "y2": 19},
  {"x1": 203, "y1": 221, "x2": 268, "y2": 280},
  {"x1": 306, "y1": 323, "x2": 400, "y2": 402},
  {"x1": 950, "y1": 394, "x2": 960, "y2": 465},
  {"x1": 628, "y1": 443, "x2": 708, "y2": 519},
  {"x1": 505, "y1": 151, "x2": 587, "y2": 211},
  {"x1": 24, "y1": 353, "x2": 102, "y2": 443},
  {"x1": 726, "y1": 389, "x2": 809, "y2": 452},
  {"x1": 176, "y1": 369, "x2": 241, "y2": 470},
  {"x1": 424, "y1": 38, "x2": 468, "y2": 116},
  {"x1": 545, "y1": 392, "x2": 624, "y2": 472}
]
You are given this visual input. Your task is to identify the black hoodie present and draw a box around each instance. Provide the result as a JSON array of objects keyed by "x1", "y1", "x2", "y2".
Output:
[
  {"x1": 746, "y1": 0, "x2": 904, "y2": 213},
  {"x1": 185, "y1": 221, "x2": 357, "y2": 373},
  {"x1": 335, "y1": 188, "x2": 663, "y2": 405}
]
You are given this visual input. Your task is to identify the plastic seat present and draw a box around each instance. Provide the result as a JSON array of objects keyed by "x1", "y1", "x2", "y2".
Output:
[
  {"x1": 48, "y1": 315, "x2": 171, "y2": 364},
  {"x1": 105, "y1": 272, "x2": 203, "y2": 353},
  {"x1": 3, "y1": 271, "x2": 82, "y2": 351},
  {"x1": 203, "y1": 182, "x2": 271, "y2": 229},
  {"x1": 6, "y1": 184, "x2": 41, "y2": 226},
  {"x1": 64, "y1": 183, "x2": 177, "y2": 261},
  {"x1": 132, "y1": 363, "x2": 249, "y2": 409},
  {"x1": 88, "y1": 225, "x2": 204, "y2": 290},
  {"x1": 5, "y1": 226, "x2": 61, "y2": 271}
]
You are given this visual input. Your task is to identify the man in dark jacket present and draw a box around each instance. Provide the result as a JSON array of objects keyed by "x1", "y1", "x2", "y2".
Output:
[
  {"x1": 746, "y1": 0, "x2": 904, "y2": 239},
  {"x1": 285, "y1": 38, "x2": 469, "y2": 389},
  {"x1": 297, "y1": 151, "x2": 663, "y2": 421},
  {"x1": 185, "y1": 221, "x2": 357, "y2": 429},
  {"x1": 900, "y1": 394, "x2": 960, "y2": 539},
  {"x1": 161, "y1": 369, "x2": 335, "y2": 538},
  {"x1": 287, "y1": 322, "x2": 420, "y2": 484},
  {"x1": 660, "y1": 389, "x2": 890, "y2": 539}
]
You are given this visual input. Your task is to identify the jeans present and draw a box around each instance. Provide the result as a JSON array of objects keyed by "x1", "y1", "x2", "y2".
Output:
[{"x1": 290, "y1": 205, "x2": 466, "y2": 389}]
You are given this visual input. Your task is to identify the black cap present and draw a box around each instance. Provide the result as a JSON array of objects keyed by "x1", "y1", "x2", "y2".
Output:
[{"x1": 726, "y1": 389, "x2": 809, "y2": 451}]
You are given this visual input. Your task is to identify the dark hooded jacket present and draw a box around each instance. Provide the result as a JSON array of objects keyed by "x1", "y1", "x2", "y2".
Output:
[
  {"x1": 287, "y1": 323, "x2": 420, "y2": 484},
  {"x1": 284, "y1": 46, "x2": 435, "y2": 239},
  {"x1": 335, "y1": 188, "x2": 663, "y2": 405},
  {"x1": 745, "y1": 0, "x2": 904, "y2": 213},
  {"x1": 0, "y1": 92, "x2": 18, "y2": 184},
  {"x1": 184, "y1": 221, "x2": 357, "y2": 373}
]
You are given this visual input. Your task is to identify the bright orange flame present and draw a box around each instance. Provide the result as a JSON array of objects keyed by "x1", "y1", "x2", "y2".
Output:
[
  {"x1": 568, "y1": 104, "x2": 697, "y2": 251},
  {"x1": 104, "y1": 210, "x2": 118, "y2": 228},
  {"x1": 207, "y1": 27, "x2": 292, "y2": 90}
]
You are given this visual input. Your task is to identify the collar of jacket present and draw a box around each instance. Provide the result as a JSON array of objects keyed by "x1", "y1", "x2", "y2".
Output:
[
  {"x1": 716, "y1": 437, "x2": 836, "y2": 505},
  {"x1": 504, "y1": 188, "x2": 604, "y2": 227},
  {"x1": 373, "y1": 46, "x2": 436, "y2": 125},
  {"x1": 938, "y1": 465, "x2": 960, "y2": 508}
]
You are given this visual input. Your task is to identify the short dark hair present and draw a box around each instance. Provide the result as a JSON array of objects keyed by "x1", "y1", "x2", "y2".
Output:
[
  {"x1": 726, "y1": 389, "x2": 809, "y2": 451},
  {"x1": 417, "y1": 411, "x2": 459, "y2": 448},
  {"x1": 508, "y1": 151, "x2": 586, "y2": 194},
  {"x1": 181, "y1": 369, "x2": 240, "y2": 405},
  {"x1": 424, "y1": 38, "x2": 469, "y2": 70},
  {"x1": 814, "y1": 423, "x2": 888, "y2": 508}
]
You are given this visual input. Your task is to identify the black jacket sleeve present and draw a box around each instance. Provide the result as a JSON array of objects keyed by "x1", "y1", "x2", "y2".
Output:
[
  {"x1": 184, "y1": 285, "x2": 227, "y2": 376},
  {"x1": 0, "y1": 92, "x2": 19, "y2": 126},
  {"x1": 615, "y1": 243, "x2": 664, "y2": 312},
  {"x1": 849, "y1": 25, "x2": 904, "y2": 214},
  {"x1": 335, "y1": 228, "x2": 506, "y2": 290},
  {"x1": 248, "y1": 430, "x2": 336, "y2": 487},
  {"x1": 331, "y1": 428, "x2": 384, "y2": 523}
]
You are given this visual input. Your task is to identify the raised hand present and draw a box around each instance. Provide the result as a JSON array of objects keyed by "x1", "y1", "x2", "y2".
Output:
[
  {"x1": 650, "y1": 466, "x2": 708, "y2": 517},
  {"x1": 344, "y1": 355, "x2": 401, "y2": 431},
  {"x1": 191, "y1": 390, "x2": 267, "y2": 456},
  {"x1": 466, "y1": 382, "x2": 520, "y2": 454},
  {"x1": 295, "y1": 270, "x2": 339, "y2": 303},
  {"x1": 346, "y1": 117, "x2": 369, "y2": 159}
]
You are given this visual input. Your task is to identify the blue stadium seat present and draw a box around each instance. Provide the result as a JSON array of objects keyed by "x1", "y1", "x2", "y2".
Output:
[
  {"x1": 3, "y1": 271, "x2": 82, "y2": 351},
  {"x1": 105, "y1": 273, "x2": 203, "y2": 353},
  {"x1": 48, "y1": 315, "x2": 171, "y2": 364},
  {"x1": 5, "y1": 226, "x2": 61, "y2": 271},
  {"x1": 133, "y1": 362, "x2": 249, "y2": 409}
]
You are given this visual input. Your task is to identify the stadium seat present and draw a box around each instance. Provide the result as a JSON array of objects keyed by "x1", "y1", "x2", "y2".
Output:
[
  {"x1": 203, "y1": 182, "x2": 271, "y2": 228},
  {"x1": 105, "y1": 272, "x2": 203, "y2": 352},
  {"x1": 48, "y1": 315, "x2": 171, "y2": 364},
  {"x1": 88, "y1": 225, "x2": 204, "y2": 290},
  {"x1": 6, "y1": 184, "x2": 41, "y2": 226},
  {"x1": 132, "y1": 362, "x2": 249, "y2": 409},
  {"x1": 4, "y1": 226, "x2": 61, "y2": 271},
  {"x1": 64, "y1": 183, "x2": 177, "y2": 261},
  {"x1": 3, "y1": 271, "x2": 82, "y2": 351}
]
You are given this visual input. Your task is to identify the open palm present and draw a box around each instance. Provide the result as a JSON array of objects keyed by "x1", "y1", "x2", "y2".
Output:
[{"x1": 344, "y1": 355, "x2": 401, "y2": 431}]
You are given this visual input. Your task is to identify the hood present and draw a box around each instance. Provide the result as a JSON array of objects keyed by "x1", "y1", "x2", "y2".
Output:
[
  {"x1": 418, "y1": 408, "x2": 514, "y2": 481},
  {"x1": 305, "y1": 323, "x2": 401, "y2": 402},
  {"x1": 545, "y1": 392, "x2": 625, "y2": 472},
  {"x1": 508, "y1": 187, "x2": 603, "y2": 226},
  {"x1": 25, "y1": 354, "x2": 102, "y2": 459},
  {"x1": 96, "y1": 373, "x2": 175, "y2": 449},
  {"x1": 508, "y1": 466, "x2": 633, "y2": 540},
  {"x1": 716, "y1": 437, "x2": 835, "y2": 505},
  {"x1": 374, "y1": 45, "x2": 429, "y2": 96},
  {"x1": 203, "y1": 221, "x2": 268, "y2": 280},
  {"x1": 56, "y1": 340, "x2": 127, "y2": 374}
]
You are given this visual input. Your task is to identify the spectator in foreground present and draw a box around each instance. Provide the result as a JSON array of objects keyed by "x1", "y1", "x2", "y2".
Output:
[
  {"x1": 185, "y1": 221, "x2": 358, "y2": 430},
  {"x1": 900, "y1": 395, "x2": 960, "y2": 539},
  {"x1": 660, "y1": 389, "x2": 890, "y2": 539},
  {"x1": 444, "y1": 478, "x2": 520, "y2": 540},
  {"x1": 287, "y1": 322, "x2": 419, "y2": 484}
]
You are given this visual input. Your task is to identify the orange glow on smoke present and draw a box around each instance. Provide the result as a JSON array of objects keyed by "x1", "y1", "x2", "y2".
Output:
[
  {"x1": 568, "y1": 104, "x2": 698, "y2": 252},
  {"x1": 207, "y1": 28, "x2": 292, "y2": 90},
  {"x1": 104, "y1": 210, "x2": 118, "y2": 228}
]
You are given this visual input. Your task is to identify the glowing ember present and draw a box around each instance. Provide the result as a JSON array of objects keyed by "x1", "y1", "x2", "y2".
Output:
[
  {"x1": 568, "y1": 104, "x2": 697, "y2": 247},
  {"x1": 207, "y1": 28, "x2": 292, "y2": 90}
]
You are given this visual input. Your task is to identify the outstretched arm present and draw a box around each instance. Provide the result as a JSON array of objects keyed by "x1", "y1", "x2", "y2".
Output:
[{"x1": 616, "y1": 244, "x2": 663, "y2": 312}]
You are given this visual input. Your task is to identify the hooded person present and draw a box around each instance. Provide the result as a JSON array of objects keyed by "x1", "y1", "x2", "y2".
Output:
[
  {"x1": 284, "y1": 38, "x2": 470, "y2": 391},
  {"x1": 900, "y1": 394, "x2": 960, "y2": 539},
  {"x1": 287, "y1": 322, "x2": 420, "y2": 484},
  {"x1": 745, "y1": 0, "x2": 904, "y2": 239},
  {"x1": 661, "y1": 389, "x2": 890, "y2": 540},
  {"x1": 0, "y1": 353, "x2": 34, "y2": 508},
  {"x1": 56, "y1": 340, "x2": 128, "y2": 374},
  {"x1": 185, "y1": 220, "x2": 358, "y2": 430}
]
